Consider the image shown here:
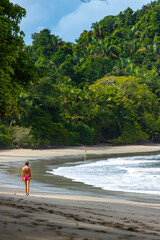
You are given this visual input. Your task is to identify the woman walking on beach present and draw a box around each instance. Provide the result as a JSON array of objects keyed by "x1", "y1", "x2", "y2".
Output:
[{"x1": 22, "y1": 161, "x2": 31, "y2": 195}]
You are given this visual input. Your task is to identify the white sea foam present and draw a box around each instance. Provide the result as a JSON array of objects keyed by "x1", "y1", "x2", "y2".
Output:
[{"x1": 48, "y1": 155, "x2": 160, "y2": 195}]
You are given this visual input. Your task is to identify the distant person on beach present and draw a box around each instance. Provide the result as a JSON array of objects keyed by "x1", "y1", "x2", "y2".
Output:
[
  {"x1": 84, "y1": 147, "x2": 87, "y2": 161},
  {"x1": 22, "y1": 161, "x2": 31, "y2": 195}
]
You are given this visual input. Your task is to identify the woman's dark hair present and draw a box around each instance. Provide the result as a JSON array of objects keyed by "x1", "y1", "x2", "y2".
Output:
[{"x1": 25, "y1": 161, "x2": 29, "y2": 166}]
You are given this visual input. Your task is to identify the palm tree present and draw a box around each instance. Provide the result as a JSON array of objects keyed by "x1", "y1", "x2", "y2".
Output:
[{"x1": 91, "y1": 22, "x2": 103, "y2": 39}]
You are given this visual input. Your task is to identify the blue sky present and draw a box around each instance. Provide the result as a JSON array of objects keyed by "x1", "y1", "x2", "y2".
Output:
[{"x1": 10, "y1": 0, "x2": 152, "y2": 45}]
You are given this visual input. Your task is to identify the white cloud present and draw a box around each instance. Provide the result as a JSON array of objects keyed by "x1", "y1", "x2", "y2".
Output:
[
  {"x1": 52, "y1": 1, "x2": 108, "y2": 42},
  {"x1": 10, "y1": 0, "x2": 55, "y2": 28}
]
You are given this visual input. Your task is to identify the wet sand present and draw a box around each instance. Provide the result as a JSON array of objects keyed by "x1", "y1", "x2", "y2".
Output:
[{"x1": 0, "y1": 145, "x2": 160, "y2": 239}]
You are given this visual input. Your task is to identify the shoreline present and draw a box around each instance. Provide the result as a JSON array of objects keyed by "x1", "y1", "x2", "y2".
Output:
[
  {"x1": 1, "y1": 145, "x2": 160, "y2": 239},
  {"x1": 1, "y1": 144, "x2": 160, "y2": 198}
]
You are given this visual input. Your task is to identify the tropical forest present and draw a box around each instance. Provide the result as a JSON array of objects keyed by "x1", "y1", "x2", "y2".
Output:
[{"x1": 1, "y1": 0, "x2": 160, "y2": 148}]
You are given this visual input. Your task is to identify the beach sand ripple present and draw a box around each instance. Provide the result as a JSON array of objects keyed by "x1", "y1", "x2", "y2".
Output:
[{"x1": 0, "y1": 192, "x2": 160, "y2": 240}]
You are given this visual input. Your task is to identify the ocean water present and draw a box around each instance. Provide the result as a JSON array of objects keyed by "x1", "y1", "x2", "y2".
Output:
[{"x1": 48, "y1": 155, "x2": 160, "y2": 195}]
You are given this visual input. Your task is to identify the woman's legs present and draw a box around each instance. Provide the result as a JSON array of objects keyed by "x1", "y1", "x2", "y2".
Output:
[
  {"x1": 24, "y1": 179, "x2": 27, "y2": 195},
  {"x1": 24, "y1": 178, "x2": 30, "y2": 195}
]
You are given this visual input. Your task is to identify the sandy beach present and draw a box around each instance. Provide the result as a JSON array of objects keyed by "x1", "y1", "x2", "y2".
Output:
[
  {"x1": 0, "y1": 145, "x2": 160, "y2": 239},
  {"x1": 1, "y1": 144, "x2": 160, "y2": 163}
]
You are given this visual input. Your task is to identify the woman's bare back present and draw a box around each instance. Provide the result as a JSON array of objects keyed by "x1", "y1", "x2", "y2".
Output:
[{"x1": 23, "y1": 166, "x2": 31, "y2": 176}]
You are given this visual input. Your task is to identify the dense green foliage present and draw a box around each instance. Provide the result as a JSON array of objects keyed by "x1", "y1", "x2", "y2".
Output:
[
  {"x1": 1, "y1": 0, "x2": 160, "y2": 148},
  {"x1": 0, "y1": 0, "x2": 42, "y2": 119}
]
